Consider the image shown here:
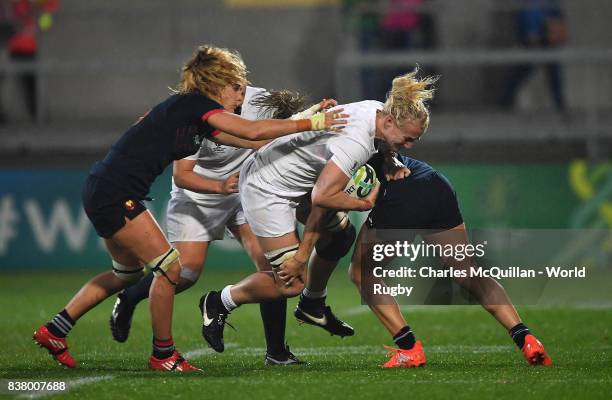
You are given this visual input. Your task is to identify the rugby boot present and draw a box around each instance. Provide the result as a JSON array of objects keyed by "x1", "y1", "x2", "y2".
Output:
[
  {"x1": 294, "y1": 298, "x2": 354, "y2": 337},
  {"x1": 109, "y1": 290, "x2": 136, "y2": 343},
  {"x1": 382, "y1": 341, "x2": 426, "y2": 368},
  {"x1": 33, "y1": 325, "x2": 76, "y2": 368},
  {"x1": 149, "y1": 350, "x2": 202, "y2": 372},
  {"x1": 199, "y1": 291, "x2": 233, "y2": 353},
  {"x1": 521, "y1": 334, "x2": 553, "y2": 366},
  {"x1": 265, "y1": 345, "x2": 307, "y2": 366}
]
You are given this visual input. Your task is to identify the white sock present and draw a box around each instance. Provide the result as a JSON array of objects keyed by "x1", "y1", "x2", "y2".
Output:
[
  {"x1": 220, "y1": 285, "x2": 238, "y2": 312},
  {"x1": 303, "y1": 288, "x2": 327, "y2": 299}
]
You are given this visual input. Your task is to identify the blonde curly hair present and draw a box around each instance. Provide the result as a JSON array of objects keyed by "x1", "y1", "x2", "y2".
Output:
[
  {"x1": 383, "y1": 67, "x2": 438, "y2": 131},
  {"x1": 175, "y1": 45, "x2": 248, "y2": 97}
]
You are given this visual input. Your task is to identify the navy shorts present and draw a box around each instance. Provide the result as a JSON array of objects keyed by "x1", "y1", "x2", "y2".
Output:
[
  {"x1": 366, "y1": 171, "x2": 463, "y2": 234},
  {"x1": 82, "y1": 175, "x2": 147, "y2": 238}
]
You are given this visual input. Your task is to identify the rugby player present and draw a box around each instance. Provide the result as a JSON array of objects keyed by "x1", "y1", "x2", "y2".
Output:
[
  {"x1": 296, "y1": 146, "x2": 554, "y2": 368},
  {"x1": 109, "y1": 86, "x2": 336, "y2": 365},
  {"x1": 32, "y1": 45, "x2": 346, "y2": 371},
  {"x1": 199, "y1": 68, "x2": 436, "y2": 354}
]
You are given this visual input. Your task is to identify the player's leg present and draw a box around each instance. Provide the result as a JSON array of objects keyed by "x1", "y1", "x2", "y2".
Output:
[
  {"x1": 348, "y1": 224, "x2": 425, "y2": 368},
  {"x1": 424, "y1": 224, "x2": 552, "y2": 366},
  {"x1": 294, "y1": 210, "x2": 357, "y2": 337},
  {"x1": 33, "y1": 239, "x2": 142, "y2": 368},
  {"x1": 110, "y1": 241, "x2": 208, "y2": 342},
  {"x1": 111, "y1": 210, "x2": 201, "y2": 371},
  {"x1": 229, "y1": 222, "x2": 303, "y2": 365},
  {"x1": 199, "y1": 183, "x2": 306, "y2": 352},
  {"x1": 200, "y1": 230, "x2": 304, "y2": 353}
]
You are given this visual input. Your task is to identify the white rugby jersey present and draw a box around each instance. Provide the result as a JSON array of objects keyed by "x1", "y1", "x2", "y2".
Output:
[
  {"x1": 243, "y1": 100, "x2": 381, "y2": 198},
  {"x1": 170, "y1": 86, "x2": 269, "y2": 201}
]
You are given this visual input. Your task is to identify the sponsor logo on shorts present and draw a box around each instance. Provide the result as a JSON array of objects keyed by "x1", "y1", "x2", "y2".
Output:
[{"x1": 124, "y1": 200, "x2": 136, "y2": 211}]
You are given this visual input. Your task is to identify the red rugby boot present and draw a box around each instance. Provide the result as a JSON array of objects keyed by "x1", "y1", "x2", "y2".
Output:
[
  {"x1": 33, "y1": 325, "x2": 76, "y2": 368},
  {"x1": 149, "y1": 350, "x2": 202, "y2": 372}
]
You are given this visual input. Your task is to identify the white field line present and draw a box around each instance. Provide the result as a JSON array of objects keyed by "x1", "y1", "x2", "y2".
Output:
[
  {"x1": 18, "y1": 375, "x2": 114, "y2": 399},
  {"x1": 183, "y1": 342, "x2": 240, "y2": 358}
]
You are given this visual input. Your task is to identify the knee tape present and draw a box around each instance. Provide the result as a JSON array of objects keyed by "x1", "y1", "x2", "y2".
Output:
[
  {"x1": 315, "y1": 222, "x2": 356, "y2": 262},
  {"x1": 264, "y1": 244, "x2": 299, "y2": 269},
  {"x1": 146, "y1": 248, "x2": 180, "y2": 285},
  {"x1": 112, "y1": 260, "x2": 144, "y2": 283}
]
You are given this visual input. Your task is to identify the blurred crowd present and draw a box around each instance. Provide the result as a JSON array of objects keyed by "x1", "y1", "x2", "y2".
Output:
[
  {"x1": 0, "y1": 0, "x2": 59, "y2": 123},
  {"x1": 343, "y1": 0, "x2": 568, "y2": 111}
]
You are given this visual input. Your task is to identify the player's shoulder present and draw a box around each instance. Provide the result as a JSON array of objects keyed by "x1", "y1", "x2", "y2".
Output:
[
  {"x1": 241, "y1": 86, "x2": 272, "y2": 120},
  {"x1": 399, "y1": 155, "x2": 436, "y2": 177},
  {"x1": 339, "y1": 100, "x2": 384, "y2": 115},
  {"x1": 163, "y1": 92, "x2": 223, "y2": 114},
  {"x1": 333, "y1": 100, "x2": 381, "y2": 145}
]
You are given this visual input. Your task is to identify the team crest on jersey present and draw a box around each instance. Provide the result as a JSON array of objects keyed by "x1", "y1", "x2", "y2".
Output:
[{"x1": 212, "y1": 142, "x2": 225, "y2": 153}]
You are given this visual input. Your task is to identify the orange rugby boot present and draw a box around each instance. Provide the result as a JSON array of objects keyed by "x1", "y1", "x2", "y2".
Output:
[
  {"x1": 521, "y1": 334, "x2": 553, "y2": 366},
  {"x1": 382, "y1": 340, "x2": 426, "y2": 368}
]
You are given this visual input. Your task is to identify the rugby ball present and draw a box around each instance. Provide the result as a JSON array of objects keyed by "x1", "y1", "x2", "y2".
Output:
[{"x1": 344, "y1": 164, "x2": 377, "y2": 199}]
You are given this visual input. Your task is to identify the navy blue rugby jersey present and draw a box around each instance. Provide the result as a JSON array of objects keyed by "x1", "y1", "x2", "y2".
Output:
[{"x1": 90, "y1": 93, "x2": 225, "y2": 199}]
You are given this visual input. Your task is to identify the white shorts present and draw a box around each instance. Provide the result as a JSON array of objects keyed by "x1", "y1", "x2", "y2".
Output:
[
  {"x1": 166, "y1": 194, "x2": 245, "y2": 242},
  {"x1": 239, "y1": 159, "x2": 299, "y2": 238}
]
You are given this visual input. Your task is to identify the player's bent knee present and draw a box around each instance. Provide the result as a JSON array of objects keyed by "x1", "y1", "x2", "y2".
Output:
[
  {"x1": 145, "y1": 247, "x2": 180, "y2": 286},
  {"x1": 179, "y1": 266, "x2": 201, "y2": 283},
  {"x1": 280, "y1": 280, "x2": 304, "y2": 298},
  {"x1": 112, "y1": 259, "x2": 144, "y2": 284},
  {"x1": 315, "y1": 223, "x2": 356, "y2": 262}
]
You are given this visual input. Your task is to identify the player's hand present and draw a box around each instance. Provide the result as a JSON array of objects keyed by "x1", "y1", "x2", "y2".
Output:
[
  {"x1": 310, "y1": 109, "x2": 349, "y2": 132},
  {"x1": 384, "y1": 157, "x2": 411, "y2": 181},
  {"x1": 221, "y1": 172, "x2": 239, "y2": 195},
  {"x1": 277, "y1": 256, "x2": 307, "y2": 286},
  {"x1": 358, "y1": 180, "x2": 381, "y2": 211},
  {"x1": 318, "y1": 98, "x2": 338, "y2": 110}
]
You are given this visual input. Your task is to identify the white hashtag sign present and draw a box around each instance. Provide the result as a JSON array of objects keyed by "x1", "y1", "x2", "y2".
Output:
[{"x1": 0, "y1": 196, "x2": 20, "y2": 255}]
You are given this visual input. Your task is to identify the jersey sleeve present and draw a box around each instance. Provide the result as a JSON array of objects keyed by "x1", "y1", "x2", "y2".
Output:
[
  {"x1": 194, "y1": 95, "x2": 225, "y2": 137},
  {"x1": 328, "y1": 137, "x2": 372, "y2": 178}
]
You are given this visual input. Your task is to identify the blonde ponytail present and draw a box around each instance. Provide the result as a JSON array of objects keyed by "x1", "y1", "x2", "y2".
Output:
[{"x1": 383, "y1": 67, "x2": 438, "y2": 131}]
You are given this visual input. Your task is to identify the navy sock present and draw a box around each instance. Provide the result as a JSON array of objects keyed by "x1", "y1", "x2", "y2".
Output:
[
  {"x1": 260, "y1": 298, "x2": 287, "y2": 356},
  {"x1": 393, "y1": 325, "x2": 416, "y2": 350},
  {"x1": 299, "y1": 293, "x2": 326, "y2": 310},
  {"x1": 46, "y1": 309, "x2": 75, "y2": 338},
  {"x1": 152, "y1": 337, "x2": 175, "y2": 359},
  {"x1": 122, "y1": 272, "x2": 154, "y2": 305},
  {"x1": 509, "y1": 323, "x2": 530, "y2": 349}
]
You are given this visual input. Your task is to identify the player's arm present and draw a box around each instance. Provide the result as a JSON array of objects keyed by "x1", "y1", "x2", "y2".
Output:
[
  {"x1": 277, "y1": 204, "x2": 327, "y2": 285},
  {"x1": 210, "y1": 132, "x2": 271, "y2": 150},
  {"x1": 173, "y1": 159, "x2": 238, "y2": 195},
  {"x1": 311, "y1": 160, "x2": 380, "y2": 212},
  {"x1": 206, "y1": 109, "x2": 347, "y2": 141}
]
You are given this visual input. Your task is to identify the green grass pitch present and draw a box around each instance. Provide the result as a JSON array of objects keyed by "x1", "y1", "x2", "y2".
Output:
[{"x1": 1, "y1": 269, "x2": 611, "y2": 399}]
